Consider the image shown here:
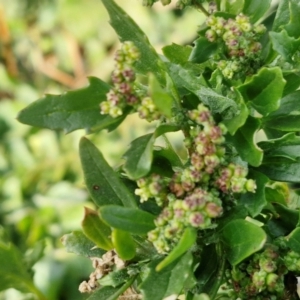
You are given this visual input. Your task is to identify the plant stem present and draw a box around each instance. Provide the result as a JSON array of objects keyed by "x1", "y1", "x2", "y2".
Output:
[{"x1": 193, "y1": 1, "x2": 210, "y2": 16}]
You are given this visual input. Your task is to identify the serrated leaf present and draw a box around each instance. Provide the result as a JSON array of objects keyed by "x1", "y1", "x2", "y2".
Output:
[
  {"x1": 162, "y1": 43, "x2": 192, "y2": 65},
  {"x1": 257, "y1": 156, "x2": 300, "y2": 183},
  {"x1": 112, "y1": 229, "x2": 136, "y2": 260},
  {"x1": 221, "y1": 219, "x2": 267, "y2": 266},
  {"x1": 272, "y1": 0, "x2": 290, "y2": 32},
  {"x1": 283, "y1": 0, "x2": 300, "y2": 38},
  {"x1": 263, "y1": 90, "x2": 300, "y2": 132},
  {"x1": 100, "y1": 0, "x2": 165, "y2": 84},
  {"x1": 242, "y1": 0, "x2": 271, "y2": 23},
  {"x1": 189, "y1": 37, "x2": 218, "y2": 64},
  {"x1": 223, "y1": 89, "x2": 248, "y2": 135},
  {"x1": 17, "y1": 77, "x2": 122, "y2": 134},
  {"x1": 87, "y1": 276, "x2": 136, "y2": 300},
  {"x1": 156, "y1": 227, "x2": 197, "y2": 271},
  {"x1": 149, "y1": 74, "x2": 173, "y2": 118},
  {"x1": 287, "y1": 227, "x2": 300, "y2": 252},
  {"x1": 61, "y1": 231, "x2": 105, "y2": 258},
  {"x1": 227, "y1": 116, "x2": 263, "y2": 166},
  {"x1": 240, "y1": 170, "x2": 268, "y2": 217},
  {"x1": 140, "y1": 252, "x2": 194, "y2": 300},
  {"x1": 167, "y1": 64, "x2": 238, "y2": 118},
  {"x1": 99, "y1": 205, "x2": 155, "y2": 235},
  {"x1": 79, "y1": 137, "x2": 137, "y2": 208},
  {"x1": 238, "y1": 67, "x2": 285, "y2": 116},
  {"x1": 270, "y1": 30, "x2": 300, "y2": 63},
  {"x1": 82, "y1": 207, "x2": 113, "y2": 251},
  {"x1": 123, "y1": 124, "x2": 180, "y2": 180}
]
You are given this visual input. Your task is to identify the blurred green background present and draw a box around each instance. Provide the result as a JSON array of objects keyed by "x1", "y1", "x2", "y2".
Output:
[{"x1": 0, "y1": 0, "x2": 202, "y2": 299}]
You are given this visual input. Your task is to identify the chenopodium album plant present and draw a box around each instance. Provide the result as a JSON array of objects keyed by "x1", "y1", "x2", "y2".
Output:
[{"x1": 16, "y1": 0, "x2": 300, "y2": 299}]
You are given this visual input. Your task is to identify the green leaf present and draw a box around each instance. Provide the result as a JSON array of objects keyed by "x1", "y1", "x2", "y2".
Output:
[
  {"x1": 272, "y1": 0, "x2": 290, "y2": 32},
  {"x1": 99, "y1": 205, "x2": 155, "y2": 235},
  {"x1": 283, "y1": 0, "x2": 300, "y2": 38},
  {"x1": 238, "y1": 67, "x2": 285, "y2": 116},
  {"x1": 156, "y1": 227, "x2": 197, "y2": 271},
  {"x1": 283, "y1": 73, "x2": 300, "y2": 96},
  {"x1": 149, "y1": 74, "x2": 173, "y2": 118},
  {"x1": 100, "y1": 0, "x2": 165, "y2": 84},
  {"x1": 17, "y1": 77, "x2": 122, "y2": 134},
  {"x1": 270, "y1": 30, "x2": 300, "y2": 63},
  {"x1": 257, "y1": 156, "x2": 300, "y2": 183},
  {"x1": 242, "y1": 0, "x2": 271, "y2": 23},
  {"x1": 224, "y1": 0, "x2": 244, "y2": 14},
  {"x1": 227, "y1": 116, "x2": 263, "y2": 166},
  {"x1": 162, "y1": 43, "x2": 192, "y2": 65},
  {"x1": 82, "y1": 207, "x2": 113, "y2": 251},
  {"x1": 221, "y1": 219, "x2": 267, "y2": 265},
  {"x1": 240, "y1": 170, "x2": 269, "y2": 217},
  {"x1": 265, "y1": 187, "x2": 287, "y2": 206},
  {"x1": 272, "y1": 203, "x2": 299, "y2": 231},
  {"x1": 287, "y1": 227, "x2": 300, "y2": 252},
  {"x1": 123, "y1": 124, "x2": 180, "y2": 180},
  {"x1": 223, "y1": 89, "x2": 249, "y2": 135},
  {"x1": 61, "y1": 231, "x2": 105, "y2": 258},
  {"x1": 168, "y1": 64, "x2": 238, "y2": 118},
  {"x1": 258, "y1": 133, "x2": 300, "y2": 161},
  {"x1": 99, "y1": 268, "x2": 130, "y2": 287},
  {"x1": 0, "y1": 237, "x2": 45, "y2": 298},
  {"x1": 189, "y1": 37, "x2": 218, "y2": 64},
  {"x1": 140, "y1": 252, "x2": 194, "y2": 300},
  {"x1": 263, "y1": 90, "x2": 300, "y2": 132},
  {"x1": 87, "y1": 276, "x2": 136, "y2": 300},
  {"x1": 112, "y1": 229, "x2": 136, "y2": 260},
  {"x1": 79, "y1": 137, "x2": 137, "y2": 208}
]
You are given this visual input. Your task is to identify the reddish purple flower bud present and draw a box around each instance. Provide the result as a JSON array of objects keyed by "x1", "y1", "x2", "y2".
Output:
[
  {"x1": 205, "y1": 202, "x2": 222, "y2": 218},
  {"x1": 122, "y1": 68, "x2": 135, "y2": 82},
  {"x1": 119, "y1": 82, "x2": 132, "y2": 94},
  {"x1": 169, "y1": 182, "x2": 185, "y2": 197},
  {"x1": 189, "y1": 212, "x2": 205, "y2": 227}
]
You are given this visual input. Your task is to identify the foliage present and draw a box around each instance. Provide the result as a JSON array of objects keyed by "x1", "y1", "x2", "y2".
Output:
[{"x1": 11, "y1": 0, "x2": 300, "y2": 299}]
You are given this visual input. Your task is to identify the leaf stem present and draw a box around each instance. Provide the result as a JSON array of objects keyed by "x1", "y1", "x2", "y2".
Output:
[{"x1": 193, "y1": 1, "x2": 210, "y2": 16}]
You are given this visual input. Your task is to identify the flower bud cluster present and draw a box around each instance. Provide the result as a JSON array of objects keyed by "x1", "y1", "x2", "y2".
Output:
[
  {"x1": 100, "y1": 42, "x2": 162, "y2": 122},
  {"x1": 79, "y1": 250, "x2": 125, "y2": 293},
  {"x1": 230, "y1": 245, "x2": 286, "y2": 298},
  {"x1": 205, "y1": 14, "x2": 266, "y2": 78},
  {"x1": 283, "y1": 250, "x2": 300, "y2": 272},
  {"x1": 136, "y1": 104, "x2": 256, "y2": 253}
]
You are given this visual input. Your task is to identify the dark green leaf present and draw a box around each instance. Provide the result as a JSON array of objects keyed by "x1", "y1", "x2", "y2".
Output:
[
  {"x1": 123, "y1": 124, "x2": 180, "y2": 180},
  {"x1": 87, "y1": 276, "x2": 136, "y2": 300},
  {"x1": 112, "y1": 229, "x2": 136, "y2": 260},
  {"x1": 287, "y1": 227, "x2": 300, "y2": 252},
  {"x1": 283, "y1": 73, "x2": 300, "y2": 96},
  {"x1": 79, "y1": 137, "x2": 137, "y2": 207},
  {"x1": 162, "y1": 43, "x2": 192, "y2": 65},
  {"x1": 270, "y1": 30, "x2": 300, "y2": 63},
  {"x1": 227, "y1": 116, "x2": 263, "y2": 166},
  {"x1": 140, "y1": 252, "x2": 194, "y2": 300},
  {"x1": 272, "y1": 0, "x2": 290, "y2": 32},
  {"x1": 217, "y1": 205, "x2": 248, "y2": 231},
  {"x1": 221, "y1": 219, "x2": 267, "y2": 265},
  {"x1": 265, "y1": 187, "x2": 286, "y2": 206},
  {"x1": 238, "y1": 67, "x2": 285, "y2": 116},
  {"x1": 223, "y1": 89, "x2": 248, "y2": 135},
  {"x1": 24, "y1": 240, "x2": 45, "y2": 269},
  {"x1": 149, "y1": 74, "x2": 173, "y2": 118},
  {"x1": 99, "y1": 205, "x2": 155, "y2": 235},
  {"x1": 99, "y1": 268, "x2": 130, "y2": 287},
  {"x1": 283, "y1": 0, "x2": 300, "y2": 38},
  {"x1": 263, "y1": 90, "x2": 300, "y2": 132},
  {"x1": 100, "y1": 0, "x2": 165, "y2": 84},
  {"x1": 189, "y1": 37, "x2": 218, "y2": 64},
  {"x1": 273, "y1": 203, "x2": 299, "y2": 231},
  {"x1": 242, "y1": 0, "x2": 271, "y2": 23},
  {"x1": 82, "y1": 207, "x2": 113, "y2": 251},
  {"x1": 240, "y1": 170, "x2": 268, "y2": 217},
  {"x1": 257, "y1": 157, "x2": 300, "y2": 183},
  {"x1": 61, "y1": 231, "x2": 105, "y2": 258},
  {"x1": 156, "y1": 227, "x2": 197, "y2": 271},
  {"x1": 17, "y1": 77, "x2": 120, "y2": 134},
  {"x1": 167, "y1": 64, "x2": 238, "y2": 118},
  {"x1": 258, "y1": 133, "x2": 300, "y2": 161}
]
